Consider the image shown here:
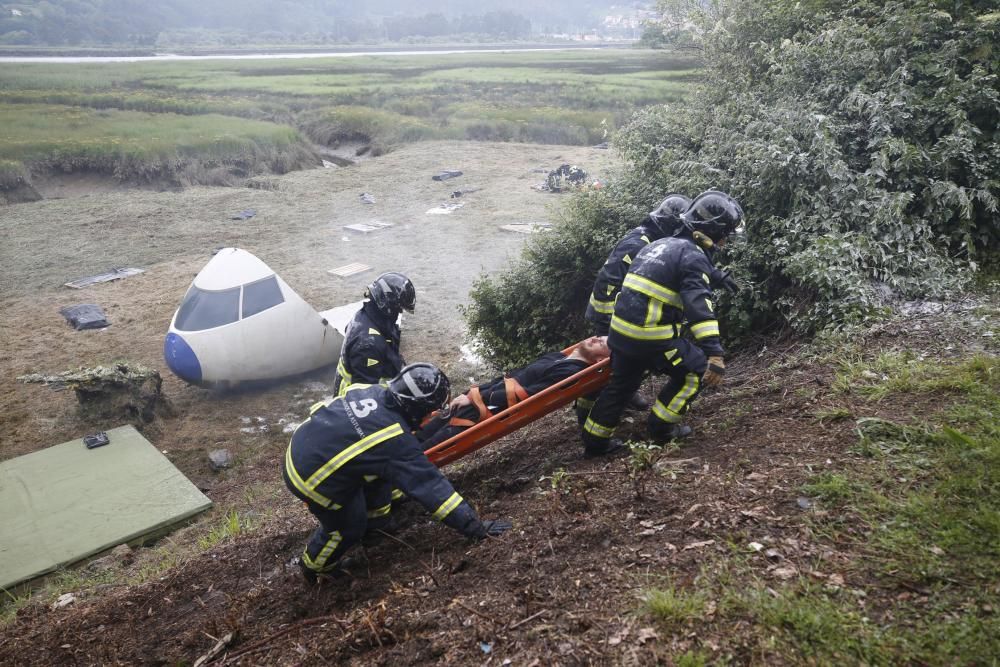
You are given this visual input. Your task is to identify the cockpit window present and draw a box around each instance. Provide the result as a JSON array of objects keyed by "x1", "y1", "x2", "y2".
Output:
[
  {"x1": 242, "y1": 275, "x2": 284, "y2": 318},
  {"x1": 174, "y1": 286, "x2": 241, "y2": 331}
]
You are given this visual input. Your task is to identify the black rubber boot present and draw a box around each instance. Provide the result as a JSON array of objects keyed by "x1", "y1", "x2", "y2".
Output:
[
  {"x1": 584, "y1": 438, "x2": 629, "y2": 459},
  {"x1": 651, "y1": 424, "x2": 693, "y2": 444},
  {"x1": 626, "y1": 392, "x2": 652, "y2": 411}
]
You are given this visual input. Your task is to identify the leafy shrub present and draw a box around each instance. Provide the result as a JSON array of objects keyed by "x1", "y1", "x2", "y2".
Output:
[{"x1": 466, "y1": 0, "x2": 1000, "y2": 365}]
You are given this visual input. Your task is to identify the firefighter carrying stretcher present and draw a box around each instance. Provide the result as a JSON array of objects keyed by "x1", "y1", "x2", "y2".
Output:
[
  {"x1": 285, "y1": 362, "x2": 512, "y2": 584},
  {"x1": 581, "y1": 190, "x2": 745, "y2": 458}
]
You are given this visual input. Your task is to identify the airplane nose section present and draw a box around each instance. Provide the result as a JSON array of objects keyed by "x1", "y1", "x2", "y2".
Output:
[{"x1": 164, "y1": 332, "x2": 202, "y2": 384}]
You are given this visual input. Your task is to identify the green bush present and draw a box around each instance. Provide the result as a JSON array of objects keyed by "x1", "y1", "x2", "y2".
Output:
[{"x1": 466, "y1": 0, "x2": 1000, "y2": 365}]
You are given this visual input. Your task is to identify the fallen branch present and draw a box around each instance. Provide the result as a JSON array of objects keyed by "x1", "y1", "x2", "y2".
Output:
[
  {"x1": 509, "y1": 609, "x2": 549, "y2": 630},
  {"x1": 453, "y1": 600, "x2": 501, "y2": 625},
  {"x1": 193, "y1": 632, "x2": 235, "y2": 667},
  {"x1": 216, "y1": 614, "x2": 347, "y2": 665}
]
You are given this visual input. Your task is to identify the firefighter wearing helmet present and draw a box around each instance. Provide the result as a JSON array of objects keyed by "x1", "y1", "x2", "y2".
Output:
[
  {"x1": 333, "y1": 272, "x2": 416, "y2": 397},
  {"x1": 285, "y1": 362, "x2": 512, "y2": 584},
  {"x1": 580, "y1": 190, "x2": 745, "y2": 457},
  {"x1": 578, "y1": 193, "x2": 693, "y2": 417}
]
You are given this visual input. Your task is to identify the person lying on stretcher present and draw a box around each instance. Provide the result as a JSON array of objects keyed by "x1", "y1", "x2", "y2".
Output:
[{"x1": 416, "y1": 336, "x2": 611, "y2": 448}]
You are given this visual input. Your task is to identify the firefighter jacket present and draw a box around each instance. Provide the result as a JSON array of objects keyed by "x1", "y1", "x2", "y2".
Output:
[
  {"x1": 333, "y1": 302, "x2": 404, "y2": 396},
  {"x1": 286, "y1": 384, "x2": 487, "y2": 539},
  {"x1": 609, "y1": 236, "x2": 725, "y2": 358},
  {"x1": 585, "y1": 219, "x2": 664, "y2": 330}
]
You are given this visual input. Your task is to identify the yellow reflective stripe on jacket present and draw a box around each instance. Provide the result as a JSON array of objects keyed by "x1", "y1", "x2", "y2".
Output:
[
  {"x1": 645, "y1": 300, "x2": 663, "y2": 327},
  {"x1": 367, "y1": 503, "x2": 392, "y2": 519},
  {"x1": 640, "y1": 235, "x2": 650, "y2": 244},
  {"x1": 610, "y1": 315, "x2": 679, "y2": 341},
  {"x1": 583, "y1": 416, "x2": 615, "y2": 439},
  {"x1": 432, "y1": 491, "x2": 464, "y2": 521},
  {"x1": 391, "y1": 488, "x2": 405, "y2": 501},
  {"x1": 588, "y1": 292, "x2": 616, "y2": 314},
  {"x1": 623, "y1": 254, "x2": 632, "y2": 265},
  {"x1": 284, "y1": 445, "x2": 334, "y2": 507},
  {"x1": 690, "y1": 320, "x2": 720, "y2": 339},
  {"x1": 335, "y1": 357, "x2": 352, "y2": 397},
  {"x1": 305, "y1": 423, "x2": 404, "y2": 491},
  {"x1": 622, "y1": 273, "x2": 683, "y2": 309}
]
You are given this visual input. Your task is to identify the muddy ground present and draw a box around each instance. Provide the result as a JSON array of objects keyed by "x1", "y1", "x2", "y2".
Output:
[
  {"x1": 0, "y1": 140, "x2": 615, "y2": 462},
  {"x1": 1, "y1": 142, "x2": 996, "y2": 665}
]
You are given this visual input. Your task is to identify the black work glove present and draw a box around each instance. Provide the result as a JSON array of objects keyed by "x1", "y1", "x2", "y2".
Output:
[
  {"x1": 479, "y1": 519, "x2": 512, "y2": 538},
  {"x1": 713, "y1": 269, "x2": 739, "y2": 294}
]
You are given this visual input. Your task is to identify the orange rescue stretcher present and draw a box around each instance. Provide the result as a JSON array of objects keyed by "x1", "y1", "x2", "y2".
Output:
[{"x1": 424, "y1": 342, "x2": 611, "y2": 467}]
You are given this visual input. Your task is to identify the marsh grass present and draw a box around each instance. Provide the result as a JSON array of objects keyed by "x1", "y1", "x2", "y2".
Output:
[
  {"x1": 0, "y1": 50, "x2": 698, "y2": 181},
  {"x1": 0, "y1": 103, "x2": 313, "y2": 183},
  {"x1": 0, "y1": 158, "x2": 30, "y2": 190}
]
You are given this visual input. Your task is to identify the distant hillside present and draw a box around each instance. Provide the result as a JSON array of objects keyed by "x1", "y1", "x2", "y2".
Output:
[{"x1": 0, "y1": 0, "x2": 652, "y2": 47}]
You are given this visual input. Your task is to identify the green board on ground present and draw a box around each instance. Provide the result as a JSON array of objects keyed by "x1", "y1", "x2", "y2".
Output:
[{"x1": 0, "y1": 425, "x2": 212, "y2": 590}]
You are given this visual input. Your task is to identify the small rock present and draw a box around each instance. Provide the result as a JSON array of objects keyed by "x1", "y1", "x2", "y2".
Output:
[
  {"x1": 52, "y1": 593, "x2": 77, "y2": 610},
  {"x1": 208, "y1": 449, "x2": 234, "y2": 471},
  {"x1": 636, "y1": 627, "x2": 659, "y2": 645},
  {"x1": 749, "y1": 542, "x2": 764, "y2": 552},
  {"x1": 929, "y1": 545, "x2": 945, "y2": 556},
  {"x1": 746, "y1": 472, "x2": 767, "y2": 481},
  {"x1": 827, "y1": 573, "x2": 845, "y2": 587},
  {"x1": 796, "y1": 497, "x2": 813, "y2": 509},
  {"x1": 764, "y1": 548, "x2": 782, "y2": 561},
  {"x1": 479, "y1": 641, "x2": 493, "y2": 655},
  {"x1": 772, "y1": 566, "x2": 798, "y2": 580}
]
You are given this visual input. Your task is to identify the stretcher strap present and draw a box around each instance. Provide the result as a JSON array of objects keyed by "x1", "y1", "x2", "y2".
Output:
[
  {"x1": 447, "y1": 385, "x2": 493, "y2": 427},
  {"x1": 504, "y1": 377, "x2": 529, "y2": 407}
]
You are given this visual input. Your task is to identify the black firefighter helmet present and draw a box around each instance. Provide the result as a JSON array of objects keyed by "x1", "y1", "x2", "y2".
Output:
[
  {"x1": 365, "y1": 272, "x2": 416, "y2": 317},
  {"x1": 680, "y1": 190, "x2": 745, "y2": 243},
  {"x1": 648, "y1": 193, "x2": 692, "y2": 237},
  {"x1": 387, "y1": 362, "x2": 451, "y2": 428}
]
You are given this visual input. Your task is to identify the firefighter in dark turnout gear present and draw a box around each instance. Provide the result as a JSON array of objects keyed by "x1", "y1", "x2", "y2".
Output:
[
  {"x1": 579, "y1": 195, "x2": 691, "y2": 417},
  {"x1": 332, "y1": 272, "x2": 415, "y2": 397},
  {"x1": 585, "y1": 194, "x2": 692, "y2": 336},
  {"x1": 581, "y1": 190, "x2": 744, "y2": 457},
  {"x1": 417, "y1": 336, "x2": 611, "y2": 448},
  {"x1": 285, "y1": 363, "x2": 511, "y2": 583}
]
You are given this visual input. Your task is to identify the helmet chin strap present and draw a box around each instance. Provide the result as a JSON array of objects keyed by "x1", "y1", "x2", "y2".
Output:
[{"x1": 692, "y1": 230, "x2": 715, "y2": 249}]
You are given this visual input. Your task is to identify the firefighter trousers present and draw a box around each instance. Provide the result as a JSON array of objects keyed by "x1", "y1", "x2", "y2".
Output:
[
  {"x1": 293, "y1": 479, "x2": 394, "y2": 574},
  {"x1": 582, "y1": 338, "x2": 707, "y2": 449}
]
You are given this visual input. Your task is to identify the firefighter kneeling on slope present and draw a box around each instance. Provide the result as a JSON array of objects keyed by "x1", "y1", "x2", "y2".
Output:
[
  {"x1": 284, "y1": 362, "x2": 512, "y2": 584},
  {"x1": 580, "y1": 190, "x2": 744, "y2": 458}
]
